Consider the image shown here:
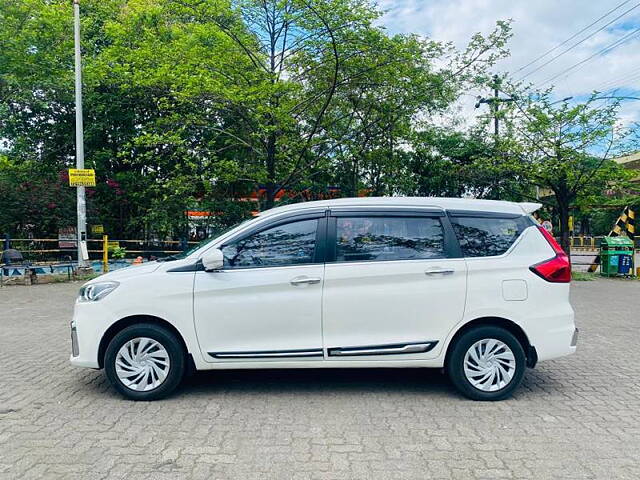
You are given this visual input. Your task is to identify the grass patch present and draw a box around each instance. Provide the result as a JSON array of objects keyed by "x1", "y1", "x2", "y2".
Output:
[
  {"x1": 76, "y1": 272, "x2": 102, "y2": 282},
  {"x1": 572, "y1": 271, "x2": 597, "y2": 281},
  {"x1": 49, "y1": 272, "x2": 101, "y2": 283}
]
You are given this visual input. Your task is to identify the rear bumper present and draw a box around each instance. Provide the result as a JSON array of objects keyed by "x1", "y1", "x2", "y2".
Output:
[{"x1": 527, "y1": 306, "x2": 577, "y2": 362}]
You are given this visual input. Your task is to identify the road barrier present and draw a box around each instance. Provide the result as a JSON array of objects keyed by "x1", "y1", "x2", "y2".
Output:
[{"x1": 588, "y1": 207, "x2": 636, "y2": 272}]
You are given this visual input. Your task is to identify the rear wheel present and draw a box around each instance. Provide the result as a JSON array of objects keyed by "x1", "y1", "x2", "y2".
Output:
[
  {"x1": 104, "y1": 323, "x2": 185, "y2": 401},
  {"x1": 447, "y1": 326, "x2": 526, "y2": 401}
]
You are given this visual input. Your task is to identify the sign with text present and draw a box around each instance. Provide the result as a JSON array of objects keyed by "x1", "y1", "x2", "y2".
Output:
[
  {"x1": 91, "y1": 224, "x2": 104, "y2": 235},
  {"x1": 58, "y1": 227, "x2": 77, "y2": 249},
  {"x1": 68, "y1": 168, "x2": 96, "y2": 187}
]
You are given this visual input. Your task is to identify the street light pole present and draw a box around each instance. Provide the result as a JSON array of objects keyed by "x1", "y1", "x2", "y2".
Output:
[{"x1": 73, "y1": 0, "x2": 87, "y2": 268}]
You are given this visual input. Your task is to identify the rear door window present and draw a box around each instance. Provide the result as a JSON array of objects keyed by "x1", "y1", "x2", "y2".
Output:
[
  {"x1": 335, "y1": 216, "x2": 445, "y2": 262},
  {"x1": 451, "y1": 216, "x2": 531, "y2": 257}
]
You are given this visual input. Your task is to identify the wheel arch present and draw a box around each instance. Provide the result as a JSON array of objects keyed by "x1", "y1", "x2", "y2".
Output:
[
  {"x1": 444, "y1": 317, "x2": 537, "y2": 369},
  {"x1": 98, "y1": 315, "x2": 191, "y2": 369}
]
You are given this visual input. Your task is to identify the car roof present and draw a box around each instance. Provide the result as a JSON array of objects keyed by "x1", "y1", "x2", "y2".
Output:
[{"x1": 259, "y1": 196, "x2": 540, "y2": 218}]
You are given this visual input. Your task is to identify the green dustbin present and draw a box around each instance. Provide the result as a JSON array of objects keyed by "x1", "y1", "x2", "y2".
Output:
[{"x1": 600, "y1": 236, "x2": 635, "y2": 277}]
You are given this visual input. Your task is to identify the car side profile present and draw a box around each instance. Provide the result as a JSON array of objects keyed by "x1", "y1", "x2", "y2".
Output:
[{"x1": 70, "y1": 197, "x2": 577, "y2": 401}]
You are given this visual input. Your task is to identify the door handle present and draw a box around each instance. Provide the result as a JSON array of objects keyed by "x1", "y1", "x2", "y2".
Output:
[
  {"x1": 424, "y1": 267, "x2": 454, "y2": 276},
  {"x1": 290, "y1": 276, "x2": 321, "y2": 286}
]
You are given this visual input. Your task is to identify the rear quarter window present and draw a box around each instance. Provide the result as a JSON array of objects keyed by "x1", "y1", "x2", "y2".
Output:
[{"x1": 450, "y1": 215, "x2": 533, "y2": 257}]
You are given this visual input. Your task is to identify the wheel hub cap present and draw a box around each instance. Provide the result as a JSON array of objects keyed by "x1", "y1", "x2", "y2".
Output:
[
  {"x1": 115, "y1": 337, "x2": 170, "y2": 391},
  {"x1": 463, "y1": 339, "x2": 516, "y2": 392}
]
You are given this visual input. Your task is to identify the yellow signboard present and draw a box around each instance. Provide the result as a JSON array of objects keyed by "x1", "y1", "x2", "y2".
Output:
[
  {"x1": 91, "y1": 224, "x2": 104, "y2": 234},
  {"x1": 107, "y1": 241, "x2": 120, "y2": 249},
  {"x1": 68, "y1": 168, "x2": 96, "y2": 187}
]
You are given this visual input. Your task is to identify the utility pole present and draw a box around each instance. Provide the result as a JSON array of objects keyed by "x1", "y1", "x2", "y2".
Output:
[
  {"x1": 493, "y1": 76, "x2": 500, "y2": 137},
  {"x1": 476, "y1": 78, "x2": 572, "y2": 141},
  {"x1": 73, "y1": 0, "x2": 87, "y2": 268},
  {"x1": 475, "y1": 75, "x2": 514, "y2": 143}
]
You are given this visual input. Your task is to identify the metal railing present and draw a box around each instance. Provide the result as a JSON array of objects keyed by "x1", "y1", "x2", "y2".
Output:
[
  {"x1": 566, "y1": 236, "x2": 639, "y2": 251},
  {"x1": 3, "y1": 238, "x2": 199, "y2": 262}
]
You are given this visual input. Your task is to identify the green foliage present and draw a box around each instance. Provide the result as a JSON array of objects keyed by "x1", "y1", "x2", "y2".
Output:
[
  {"x1": 477, "y1": 88, "x2": 634, "y2": 251},
  {"x1": 0, "y1": 156, "x2": 76, "y2": 236},
  {"x1": 0, "y1": 0, "x2": 512, "y2": 240},
  {"x1": 109, "y1": 245, "x2": 127, "y2": 259},
  {"x1": 571, "y1": 271, "x2": 596, "y2": 281},
  {"x1": 400, "y1": 128, "x2": 511, "y2": 198}
]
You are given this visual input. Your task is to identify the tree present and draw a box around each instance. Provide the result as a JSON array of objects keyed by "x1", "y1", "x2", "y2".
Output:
[
  {"x1": 0, "y1": 156, "x2": 76, "y2": 236},
  {"x1": 163, "y1": 0, "x2": 512, "y2": 207},
  {"x1": 0, "y1": 0, "x2": 513, "y2": 241},
  {"x1": 400, "y1": 127, "x2": 518, "y2": 199},
  {"x1": 306, "y1": 19, "x2": 512, "y2": 198},
  {"x1": 484, "y1": 89, "x2": 634, "y2": 253}
]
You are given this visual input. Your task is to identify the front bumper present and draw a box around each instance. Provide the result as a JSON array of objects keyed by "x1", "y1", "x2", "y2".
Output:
[
  {"x1": 69, "y1": 301, "x2": 112, "y2": 368},
  {"x1": 70, "y1": 320, "x2": 79, "y2": 357}
]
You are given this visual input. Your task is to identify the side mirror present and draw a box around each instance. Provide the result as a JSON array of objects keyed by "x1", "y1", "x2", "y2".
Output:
[{"x1": 202, "y1": 249, "x2": 224, "y2": 272}]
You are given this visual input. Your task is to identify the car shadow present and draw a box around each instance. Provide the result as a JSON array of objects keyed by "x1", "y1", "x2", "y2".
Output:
[
  {"x1": 178, "y1": 366, "x2": 569, "y2": 400},
  {"x1": 71, "y1": 365, "x2": 567, "y2": 401},
  {"x1": 178, "y1": 367, "x2": 456, "y2": 398}
]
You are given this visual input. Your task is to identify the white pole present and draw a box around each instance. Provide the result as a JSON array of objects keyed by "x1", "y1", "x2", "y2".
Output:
[{"x1": 73, "y1": 0, "x2": 87, "y2": 268}]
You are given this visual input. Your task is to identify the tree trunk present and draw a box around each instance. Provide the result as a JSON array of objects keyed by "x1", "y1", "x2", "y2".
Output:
[
  {"x1": 351, "y1": 156, "x2": 359, "y2": 197},
  {"x1": 265, "y1": 183, "x2": 276, "y2": 210},
  {"x1": 264, "y1": 132, "x2": 277, "y2": 210}
]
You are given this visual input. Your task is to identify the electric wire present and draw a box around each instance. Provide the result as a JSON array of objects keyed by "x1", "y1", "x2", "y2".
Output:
[
  {"x1": 538, "y1": 25, "x2": 640, "y2": 87},
  {"x1": 518, "y1": 2, "x2": 640, "y2": 82},
  {"x1": 515, "y1": 0, "x2": 634, "y2": 77}
]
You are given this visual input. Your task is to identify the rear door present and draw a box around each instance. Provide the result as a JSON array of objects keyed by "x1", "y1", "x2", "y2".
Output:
[{"x1": 321, "y1": 208, "x2": 467, "y2": 359}]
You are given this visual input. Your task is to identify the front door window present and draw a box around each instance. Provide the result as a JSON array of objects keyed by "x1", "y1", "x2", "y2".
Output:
[{"x1": 222, "y1": 219, "x2": 318, "y2": 268}]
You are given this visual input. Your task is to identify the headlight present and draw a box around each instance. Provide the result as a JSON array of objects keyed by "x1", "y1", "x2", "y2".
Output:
[{"x1": 78, "y1": 281, "x2": 119, "y2": 302}]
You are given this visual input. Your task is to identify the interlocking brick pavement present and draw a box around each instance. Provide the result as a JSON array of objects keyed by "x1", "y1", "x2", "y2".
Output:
[{"x1": 1, "y1": 279, "x2": 639, "y2": 479}]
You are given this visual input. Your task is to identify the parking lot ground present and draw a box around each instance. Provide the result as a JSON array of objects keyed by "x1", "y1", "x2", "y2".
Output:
[{"x1": 1, "y1": 279, "x2": 640, "y2": 480}]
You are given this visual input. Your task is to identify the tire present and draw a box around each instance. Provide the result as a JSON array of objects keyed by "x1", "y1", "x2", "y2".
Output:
[
  {"x1": 446, "y1": 326, "x2": 526, "y2": 401},
  {"x1": 104, "y1": 323, "x2": 185, "y2": 401}
]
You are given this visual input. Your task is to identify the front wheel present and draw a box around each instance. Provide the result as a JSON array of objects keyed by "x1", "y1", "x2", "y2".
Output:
[
  {"x1": 104, "y1": 323, "x2": 185, "y2": 401},
  {"x1": 447, "y1": 326, "x2": 526, "y2": 401}
]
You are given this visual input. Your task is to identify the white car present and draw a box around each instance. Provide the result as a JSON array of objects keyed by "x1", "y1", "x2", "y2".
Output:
[{"x1": 70, "y1": 197, "x2": 577, "y2": 401}]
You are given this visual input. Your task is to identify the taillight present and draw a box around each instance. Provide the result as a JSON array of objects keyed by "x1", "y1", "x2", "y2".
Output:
[{"x1": 529, "y1": 226, "x2": 571, "y2": 283}]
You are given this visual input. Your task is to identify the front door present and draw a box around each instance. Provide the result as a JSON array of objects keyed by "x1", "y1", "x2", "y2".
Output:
[
  {"x1": 322, "y1": 211, "x2": 467, "y2": 359},
  {"x1": 193, "y1": 215, "x2": 326, "y2": 361}
]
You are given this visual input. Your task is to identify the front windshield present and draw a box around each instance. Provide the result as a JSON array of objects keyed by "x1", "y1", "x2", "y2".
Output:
[{"x1": 165, "y1": 218, "x2": 255, "y2": 261}]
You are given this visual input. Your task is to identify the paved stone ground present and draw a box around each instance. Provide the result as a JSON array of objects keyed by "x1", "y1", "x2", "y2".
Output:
[{"x1": 1, "y1": 279, "x2": 639, "y2": 480}]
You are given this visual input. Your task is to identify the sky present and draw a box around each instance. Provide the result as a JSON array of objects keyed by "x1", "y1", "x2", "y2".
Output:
[{"x1": 377, "y1": 0, "x2": 640, "y2": 126}]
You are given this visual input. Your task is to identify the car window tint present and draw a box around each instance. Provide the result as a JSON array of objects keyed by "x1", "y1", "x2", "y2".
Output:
[
  {"x1": 335, "y1": 216, "x2": 445, "y2": 262},
  {"x1": 222, "y1": 219, "x2": 318, "y2": 268},
  {"x1": 451, "y1": 216, "x2": 528, "y2": 257}
]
